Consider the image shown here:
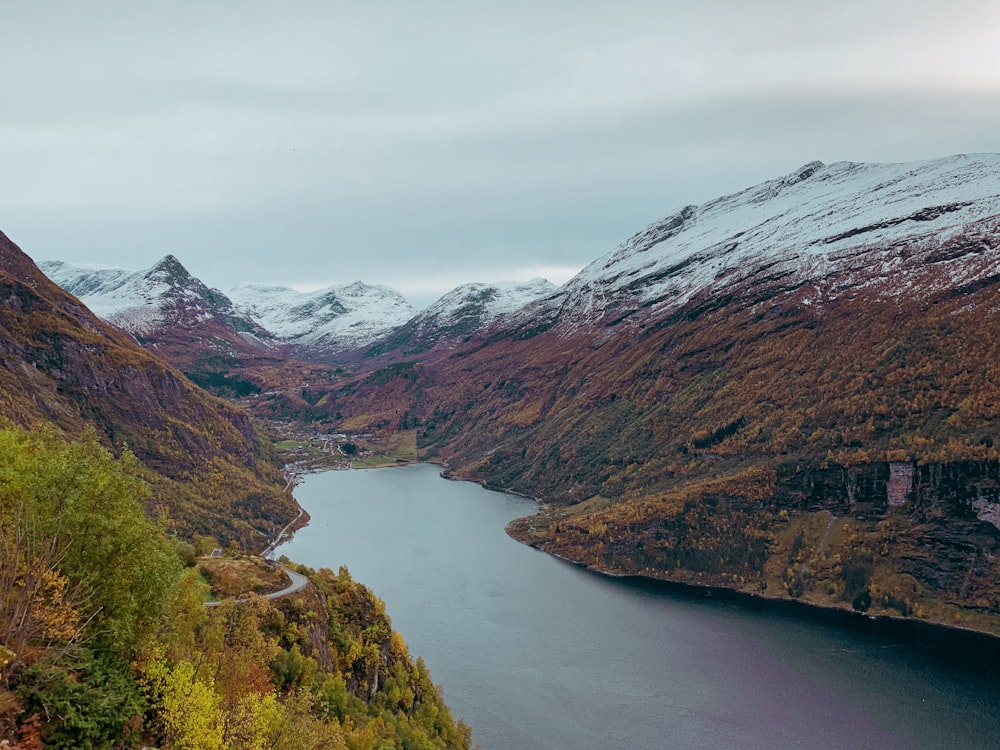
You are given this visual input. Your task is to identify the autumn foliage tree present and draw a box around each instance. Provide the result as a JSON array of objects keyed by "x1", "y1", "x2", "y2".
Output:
[{"x1": 0, "y1": 426, "x2": 179, "y2": 674}]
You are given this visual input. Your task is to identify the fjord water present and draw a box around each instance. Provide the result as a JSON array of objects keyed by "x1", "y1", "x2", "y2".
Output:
[{"x1": 279, "y1": 464, "x2": 1000, "y2": 750}]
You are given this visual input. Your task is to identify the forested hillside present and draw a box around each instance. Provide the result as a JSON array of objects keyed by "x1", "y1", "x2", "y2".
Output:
[{"x1": 0, "y1": 426, "x2": 471, "y2": 749}]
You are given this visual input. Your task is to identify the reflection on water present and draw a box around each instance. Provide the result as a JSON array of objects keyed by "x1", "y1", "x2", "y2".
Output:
[{"x1": 279, "y1": 464, "x2": 1000, "y2": 750}]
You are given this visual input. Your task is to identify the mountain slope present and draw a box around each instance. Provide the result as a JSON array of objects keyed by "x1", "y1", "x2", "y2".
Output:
[
  {"x1": 40, "y1": 256, "x2": 274, "y2": 371},
  {"x1": 318, "y1": 154, "x2": 1000, "y2": 632},
  {"x1": 229, "y1": 281, "x2": 415, "y2": 353},
  {"x1": 366, "y1": 278, "x2": 558, "y2": 357},
  {"x1": 1, "y1": 231, "x2": 297, "y2": 545},
  {"x1": 500, "y1": 154, "x2": 1000, "y2": 335}
]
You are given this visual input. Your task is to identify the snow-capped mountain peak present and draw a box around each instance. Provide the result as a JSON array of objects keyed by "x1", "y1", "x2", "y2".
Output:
[
  {"x1": 43, "y1": 255, "x2": 418, "y2": 356},
  {"x1": 549, "y1": 153, "x2": 1000, "y2": 327},
  {"x1": 40, "y1": 256, "x2": 254, "y2": 338},
  {"x1": 146, "y1": 254, "x2": 193, "y2": 285},
  {"x1": 364, "y1": 277, "x2": 559, "y2": 356},
  {"x1": 228, "y1": 281, "x2": 415, "y2": 350},
  {"x1": 420, "y1": 278, "x2": 558, "y2": 323}
]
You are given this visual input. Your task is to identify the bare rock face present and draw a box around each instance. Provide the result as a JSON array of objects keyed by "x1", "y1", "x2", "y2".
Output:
[{"x1": 887, "y1": 462, "x2": 915, "y2": 506}]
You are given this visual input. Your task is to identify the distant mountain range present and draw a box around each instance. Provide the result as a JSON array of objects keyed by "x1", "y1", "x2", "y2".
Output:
[
  {"x1": 227, "y1": 281, "x2": 415, "y2": 351},
  {"x1": 40, "y1": 259, "x2": 558, "y2": 364},
  {"x1": 365, "y1": 278, "x2": 558, "y2": 357}
]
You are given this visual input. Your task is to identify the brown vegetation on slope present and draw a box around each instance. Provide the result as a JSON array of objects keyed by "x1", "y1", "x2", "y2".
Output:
[{"x1": 0, "y1": 231, "x2": 297, "y2": 546}]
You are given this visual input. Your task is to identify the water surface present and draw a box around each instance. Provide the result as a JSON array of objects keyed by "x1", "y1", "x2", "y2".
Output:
[{"x1": 279, "y1": 464, "x2": 1000, "y2": 750}]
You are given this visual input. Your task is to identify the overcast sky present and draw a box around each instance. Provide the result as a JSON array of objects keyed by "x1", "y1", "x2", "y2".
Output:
[{"x1": 3, "y1": 1, "x2": 999, "y2": 307}]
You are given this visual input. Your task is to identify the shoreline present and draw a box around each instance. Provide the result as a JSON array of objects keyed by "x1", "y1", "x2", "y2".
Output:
[
  {"x1": 285, "y1": 462, "x2": 1000, "y2": 650},
  {"x1": 274, "y1": 459, "x2": 430, "y2": 556},
  {"x1": 532, "y1": 540, "x2": 1000, "y2": 654},
  {"x1": 440, "y1": 466, "x2": 1000, "y2": 647}
]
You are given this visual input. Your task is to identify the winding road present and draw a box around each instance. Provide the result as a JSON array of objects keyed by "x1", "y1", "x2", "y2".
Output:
[
  {"x1": 204, "y1": 565, "x2": 309, "y2": 608},
  {"x1": 205, "y1": 505, "x2": 310, "y2": 607},
  {"x1": 261, "y1": 506, "x2": 306, "y2": 560}
]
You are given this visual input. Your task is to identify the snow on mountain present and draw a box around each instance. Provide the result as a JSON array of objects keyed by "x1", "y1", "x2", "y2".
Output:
[
  {"x1": 42, "y1": 258, "x2": 414, "y2": 353},
  {"x1": 40, "y1": 153, "x2": 1000, "y2": 358},
  {"x1": 419, "y1": 278, "x2": 559, "y2": 329},
  {"x1": 538, "y1": 153, "x2": 1000, "y2": 328},
  {"x1": 40, "y1": 256, "x2": 265, "y2": 342},
  {"x1": 228, "y1": 281, "x2": 415, "y2": 350},
  {"x1": 366, "y1": 278, "x2": 559, "y2": 356}
]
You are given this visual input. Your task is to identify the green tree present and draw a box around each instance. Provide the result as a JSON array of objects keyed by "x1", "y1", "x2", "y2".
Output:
[
  {"x1": 144, "y1": 657, "x2": 225, "y2": 750},
  {"x1": 0, "y1": 426, "x2": 180, "y2": 665},
  {"x1": 17, "y1": 647, "x2": 143, "y2": 750}
]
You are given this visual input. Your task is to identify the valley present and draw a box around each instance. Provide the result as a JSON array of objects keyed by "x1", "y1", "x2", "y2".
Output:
[
  {"x1": 222, "y1": 155, "x2": 1000, "y2": 637},
  {"x1": 5, "y1": 152, "x2": 1000, "y2": 747},
  {"x1": 34, "y1": 155, "x2": 1000, "y2": 639}
]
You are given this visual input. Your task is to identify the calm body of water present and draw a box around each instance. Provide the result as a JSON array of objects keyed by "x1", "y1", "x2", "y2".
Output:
[{"x1": 278, "y1": 464, "x2": 1000, "y2": 750}]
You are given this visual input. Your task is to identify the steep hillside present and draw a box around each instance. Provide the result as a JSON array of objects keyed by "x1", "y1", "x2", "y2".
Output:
[
  {"x1": 317, "y1": 154, "x2": 1000, "y2": 632},
  {"x1": 0, "y1": 425, "x2": 470, "y2": 749},
  {"x1": 366, "y1": 278, "x2": 558, "y2": 357},
  {"x1": 1, "y1": 231, "x2": 297, "y2": 546}
]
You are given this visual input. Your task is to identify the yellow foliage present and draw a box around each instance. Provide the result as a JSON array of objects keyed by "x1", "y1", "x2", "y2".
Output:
[
  {"x1": 146, "y1": 658, "x2": 225, "y2": 750},
  {"x1": 35, "y1": 569, "x2": 80, "y2": 643}
]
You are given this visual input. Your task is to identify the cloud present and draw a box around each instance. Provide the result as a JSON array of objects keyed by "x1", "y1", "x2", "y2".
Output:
[{"x1": 3, "y1": 1, "x2": 999, "y2": 308}]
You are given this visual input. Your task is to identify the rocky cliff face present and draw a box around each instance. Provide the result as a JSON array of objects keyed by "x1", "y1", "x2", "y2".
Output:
[{"x1": 1, "y1": 231, "x2": 297, "y2": 545}]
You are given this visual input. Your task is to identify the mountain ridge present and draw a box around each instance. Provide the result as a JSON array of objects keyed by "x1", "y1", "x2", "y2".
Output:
[
  {"x1": 365, "y1": 278, "x2": 558, "y2": 357},
  {"x1": 228, "y1": 279, "x2": 416, "y2": 352},
  {"x1": 41, "y1": 256, "x2": 565, "y2": 373},
  {"x1": 40, "y1": 256, "x2": 275, "y2": 373},
  {"x1": 501, "y1": 152, "x2": 1000, "y2": 334}
]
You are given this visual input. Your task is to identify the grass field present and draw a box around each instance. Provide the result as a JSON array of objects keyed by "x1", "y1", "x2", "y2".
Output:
[{"x1": 273, "y1": 428, "x2": 420, "y2": 471}]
